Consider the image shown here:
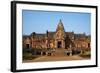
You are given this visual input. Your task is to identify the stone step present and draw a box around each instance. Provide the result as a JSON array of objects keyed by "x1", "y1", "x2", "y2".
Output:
[{"x1": 54, "y1": 49, "x2": 65, "y2": 56}]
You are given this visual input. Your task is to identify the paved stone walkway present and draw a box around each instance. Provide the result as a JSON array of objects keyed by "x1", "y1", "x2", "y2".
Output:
[{"x1": 23, "y1": 55, "x2": 90, "y2": 63}]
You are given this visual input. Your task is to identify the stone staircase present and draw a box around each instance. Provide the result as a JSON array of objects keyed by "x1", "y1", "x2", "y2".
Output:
[{"x1": 54, "y1": 49, "x2": 66, "y2": 56}]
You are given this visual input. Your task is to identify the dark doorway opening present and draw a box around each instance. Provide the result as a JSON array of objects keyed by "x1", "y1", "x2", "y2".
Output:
[
  {"x1": 88, "y1": 43, "x2": 90, "y2": 48},
  {"x1": 36, "y1": 51, "x2": 41, "y2": 55},
  {"x1": 43, "y1": 52, "x2": 46, "y2": 55},
  {"x1": 57, "y1": 41, "x2": 62, "y2": 48},
  {"x1": 26, "y1": 44, "x2": 30, "y2": 48}
]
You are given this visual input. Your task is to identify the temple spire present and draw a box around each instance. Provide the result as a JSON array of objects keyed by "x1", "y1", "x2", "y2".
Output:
[
  {"x1": 56, "y1": 19, "x2": 65, "y2": 32},
  {"x1": 59, "y1": 19, "x2": 63, "y2": 25}
]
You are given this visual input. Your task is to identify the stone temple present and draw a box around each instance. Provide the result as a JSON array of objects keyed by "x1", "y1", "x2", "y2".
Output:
[{"x1": 23, "y1": 20, "x2": 90, "y2": 56}]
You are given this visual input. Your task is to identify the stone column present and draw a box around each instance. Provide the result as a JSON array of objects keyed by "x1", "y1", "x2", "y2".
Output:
[
  {"x1": 70, "y1": 51, "x2": 72, "y2": 56},
  {"x1": 41, "y1": 52, "x2": 43, "y2": 56},
  {"x1": 62, "y1": 40, "x2": 65, "y2": 49},
  {"x1": 55, "y1": 40, "x2": 57, "y2": 48}
]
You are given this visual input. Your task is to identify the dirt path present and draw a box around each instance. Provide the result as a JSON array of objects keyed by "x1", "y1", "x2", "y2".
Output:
[{"x1": 23, "y1": 55, "x2": 90, "y2": 63}]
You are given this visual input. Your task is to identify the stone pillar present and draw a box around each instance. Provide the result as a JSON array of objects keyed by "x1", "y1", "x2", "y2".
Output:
[
  {"x1": 70, "y1": 51, "x2": 72, "y2": 56},
  {"x1": 80, "y1": 50, "x2": 83, "y2": 55},
  {"x1": 45, "y1": 52, "x2": 48, "y2": 56},
  {"x1": 55, "y1": 40, "x2": 57, "y2": 48},
  {"x1": 41, "y1": 52, "x2": 43, "y2": 56},
  {"x1": 62, "y1": 40, "x2": 65, "y2": 49}
]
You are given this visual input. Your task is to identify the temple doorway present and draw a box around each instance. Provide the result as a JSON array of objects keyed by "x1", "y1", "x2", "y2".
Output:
[
  {"x1": 26, "y1": 44, "x2": 30, "y2": 48},
  {"x1": 57, "y1": 41, "x2": 62, "y2": 48}
]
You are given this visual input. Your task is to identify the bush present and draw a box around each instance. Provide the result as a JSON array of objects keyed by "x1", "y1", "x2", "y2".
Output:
[
  {"x1": 23, "y1": 53, "x2": 33, "y2": 60},
  {"x1": 80, "y1": 51, "x2": 91, "y2": 58}
]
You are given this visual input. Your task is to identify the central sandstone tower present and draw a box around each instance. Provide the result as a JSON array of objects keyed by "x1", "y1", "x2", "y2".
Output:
[{"x1": 54, "y1": 20, "x2": 66, "y2": 49}]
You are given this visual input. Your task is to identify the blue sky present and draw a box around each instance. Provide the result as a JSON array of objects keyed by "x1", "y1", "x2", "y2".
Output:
[{"x1": 22, "y1": 10, "x2": 91, "y2": 35}]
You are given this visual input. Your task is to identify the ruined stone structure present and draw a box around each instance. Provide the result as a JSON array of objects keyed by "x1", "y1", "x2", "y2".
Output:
[{"x1": 23, "y1": 20, "x2": 90, "y2": 56}]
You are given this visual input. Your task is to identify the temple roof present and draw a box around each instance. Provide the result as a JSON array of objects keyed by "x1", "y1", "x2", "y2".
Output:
[{"x1": 56, "y1": 19, "x2": 65, "y2": 32}]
